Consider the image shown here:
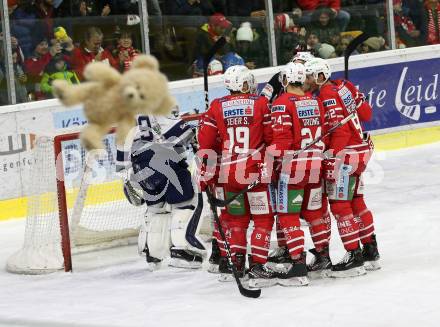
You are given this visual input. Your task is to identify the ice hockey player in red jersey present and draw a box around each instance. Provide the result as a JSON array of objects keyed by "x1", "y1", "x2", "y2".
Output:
[
  {"x1": 304, "y1": 57, "x2": 381, "y2": 277},
  {"x1": 197, "y1": 65, "x2": 276, "y2": 288},
  {"x1": 268, "y1": 62, "x2": 326, "y2": 286}
]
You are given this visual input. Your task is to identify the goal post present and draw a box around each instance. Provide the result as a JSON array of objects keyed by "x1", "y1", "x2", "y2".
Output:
[{"x1": 6, "y1": 130, "x2": 145, "y2": 274}]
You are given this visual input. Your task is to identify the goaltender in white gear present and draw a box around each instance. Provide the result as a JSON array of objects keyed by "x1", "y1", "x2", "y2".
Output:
[{"x1": 117, "y1": 110, "x2": 213, "y2": 270}]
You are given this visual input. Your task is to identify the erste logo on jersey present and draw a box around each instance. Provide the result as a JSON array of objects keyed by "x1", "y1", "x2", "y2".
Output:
[
  {"x1": 338, "y1": 86, "x2": 356, "y2": 113},
  {"x1": 295, "y1": 100, "x2": 320, "y2": 118},
  {"x1": 222, "y1": 99, "x2": 254, "y2": 118}
]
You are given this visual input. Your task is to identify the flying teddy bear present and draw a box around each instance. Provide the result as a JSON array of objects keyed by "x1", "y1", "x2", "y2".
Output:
[{"x1": 53, "y1": 55, "x2": 176, "y2": 151}]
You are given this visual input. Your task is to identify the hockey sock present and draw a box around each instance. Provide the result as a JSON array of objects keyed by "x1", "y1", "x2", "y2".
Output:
[
  {"x1": 330, "y1": 201, "x2": 360, "y2": 251},
  {"x1": 220, "y1": 225, "x2": 247, "y2": 261},
  {"x1": 251, "y1": 225, "x2": 272, "y2": 264},
  {"x1": 276, "y1": 217, "x2": 287, "y2": 248},
  {"x1": 277, "y1": 213, "x2": 304, "y2": 259},
  {"x1": 352, "y1": 196, "x2": 375, "y2": 244},
  {"x1": 303, "y1": 209, "x2": 330, "y2": 252}
]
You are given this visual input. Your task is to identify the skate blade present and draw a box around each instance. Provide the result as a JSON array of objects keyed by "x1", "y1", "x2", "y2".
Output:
[
  {"x1": 330, "y1": 266, "x2": 366, "y2": 278},
  {"x1": 169, "y1": 259, "x2": 202, "y2": 269},
  {"x1": 207, "y1": 264, "x2": 220, "y2": 274},
  {"x1": 308, "y1": 269, "x2": 331, "y2": 279},
  {"x1": 277, "y1": 276, "x2": 309, "y2": 287},
  {"x1": 364, "y1": 260, "x2": 381, "y2": 271},
  {"x1": 248, "y1": 278, "x2": 278, "y2": 289}
]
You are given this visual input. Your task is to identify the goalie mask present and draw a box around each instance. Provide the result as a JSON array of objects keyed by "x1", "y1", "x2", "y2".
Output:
[
  {"x1": 224, "y1": 65, "x2": 254, "y2": 93},
  {"x1": 279, "y1": 62, "x2": 306, "y2": 88}
]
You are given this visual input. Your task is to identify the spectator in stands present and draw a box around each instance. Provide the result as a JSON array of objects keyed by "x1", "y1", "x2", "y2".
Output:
[
  {"x1": 274, "y1": 11, "x2": 307, "y2": 63},
  {"x1": 316, "y1": 42, "x2": 337, "y2": 58},
  {"x1": 23, "y1": 36, "x2": 63, "y2": 100},
  {"x1": 112, "y1": 29, "x2": 140, "y2": 72},
  {"x1": 420, "y1": 0, "x2": 440, "y2": 45},
  {"x1": 308, "y1": 7, "x2": 341, "y2": 47},
  {"x1": 12, "y1": 48, "x2": 29, "y2": 103},
  {"x1": 394, "y1": 0, "x2": 422, "y2": 47},
  {"x1": 164, "y1": 0, "x2": 215, "y2": 16},
  {"x1": 335, "y1": 33, "x2": 356, "y2": 56},
  {"x1": 9, "y1": 0, "x2": 40, "y2": 58},
  {"x1": 297, "y1": 0, "x2": 351, "y2": 31},
  {"x1": 40, "y1": 54, "x2": 80, "y2": 98},
  {"x1": 306, "y1": 31, "x2": 321, "y2": 52},
  {"x1": 234, "y1": 22, "x2": 268, "y2": 69},
  {"x1": 359, "y1": 36, "x2": 386, "y2": 53},
  {"x1": 192, "y1": 13, "x2": 232, "y2": 63},
  {"x1": 69, "y1": 27, "x2": 118, "y2": 80}
]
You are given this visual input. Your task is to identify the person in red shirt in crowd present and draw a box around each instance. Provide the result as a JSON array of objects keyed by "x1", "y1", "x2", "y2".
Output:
[
  {"x1": 304, "y1": 57, "x2": 380, "y2": 277},
  {"x1": 23, "y1": 36, "x2": 64, "y2": 100},
  {"x1": 197, "y1": 65, "x2": 275, "y2": 288},
  {"x1": 297, "y1": 0, "x2": 351, "y2": 31},
  {"x1": 393, "y1": 0, "x2": 422, "y2": 48},
  {"x1": 69, "y1": 27, "x2": 118, "y2": 81},
  {"x1": 269, "y1": 62, "x2": 326, "y2": 286}
]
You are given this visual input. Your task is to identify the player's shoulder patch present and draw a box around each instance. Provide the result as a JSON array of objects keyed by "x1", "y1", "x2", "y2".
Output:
[
  {"x1": 322, "y1": 98, "x2": 337, "y2": 107},
  {"x1": 271, "y1": 105, "x2": 286, "y2": 113}
]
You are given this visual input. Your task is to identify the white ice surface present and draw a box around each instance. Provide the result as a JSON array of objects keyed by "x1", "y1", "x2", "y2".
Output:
[{"x1": 1, "y1": 142, "x2": 440, "y2": 327}]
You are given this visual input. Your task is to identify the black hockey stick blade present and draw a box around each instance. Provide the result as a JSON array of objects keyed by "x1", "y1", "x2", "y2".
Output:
[
  {"x1": 204, "y1": 37, "x2": 227, "y2": 111},
  {"x1": 205, "y1": 189, "x2": 261, "y2": 298},
  {"x1": 344, "y1": 32, "x2": 370, "y2": 80}
]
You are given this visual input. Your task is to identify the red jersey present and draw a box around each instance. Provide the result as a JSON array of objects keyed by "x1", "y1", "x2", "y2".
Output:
[
  {"x1": 319, "y1": 79, "x2": 373, "y2": 173},
  {"x1": 198, "y1": 94, "x2": 272, "y2": 186},
  {"x1": 271, "y1": 92, "x2": 325, "y2": 176}
]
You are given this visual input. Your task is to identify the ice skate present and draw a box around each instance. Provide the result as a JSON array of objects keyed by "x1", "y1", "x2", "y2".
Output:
[
  {"x1": 276, "y1": 252, "x2": 309, "y2": 287},
  {"x1": 169, "y1": 248, "x2": 203, "y2": 269},
  {"x1": 248, "y1": 262, "x2": 278, "y2": 289},
  {"x1": 330, "y1": 247, "x2": 366, "y2": 278},
  {"x1": 218, "y1": 253, "x2": 246, "y2": 282},
  {"x1": 307, "y1": 247, "x2": 332, "y2": 279},
  {"x1": 267, "y1": 246, "x2": 290, "y2": 264},
  {"x1": 207, "y1": 239, "x2": 221, "y2": 274},
  {"x1": 362, "y1": 234, "x2": 381, "y2": 271}
]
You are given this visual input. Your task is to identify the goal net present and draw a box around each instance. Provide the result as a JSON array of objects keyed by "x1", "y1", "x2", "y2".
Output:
[{"x1": 6, "y1": 131, "x2": 145, "y2": 274}]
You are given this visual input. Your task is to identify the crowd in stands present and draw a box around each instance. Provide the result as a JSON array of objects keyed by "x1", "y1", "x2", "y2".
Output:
[{"x1": 1, "y1": 0, "x2": 440, "y2": 105}]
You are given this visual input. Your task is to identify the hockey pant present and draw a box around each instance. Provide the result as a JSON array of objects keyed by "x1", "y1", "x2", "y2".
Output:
[{"x1": 216, "y1": 183, "x2": 274, "y2": 265}]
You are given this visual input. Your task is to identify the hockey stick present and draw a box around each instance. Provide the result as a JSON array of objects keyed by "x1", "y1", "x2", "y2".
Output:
[
  {"x1": 344, "y1": 32, "x2": 370, "y2": 80},
  {"x1": 205, "y1": 188, "x2": 261, "y2": 298},
  {"x1": 208, "y1": 112, "x2": 357, "y2": 208},
  {"x1": 204, "y1": 36, "x2": 226, "y2": 112}
]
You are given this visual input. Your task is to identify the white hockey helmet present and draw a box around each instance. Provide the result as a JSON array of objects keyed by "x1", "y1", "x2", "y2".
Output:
[
  {"x1": 223, "y1": 65, "x2": 253, "y2": 93},
  {"x1": 280, "y1": 62, "x2": 306, "y2": 87},
  {"x1": 291, "y1": 51, "x2": 314, "y2": 64},
  {"x1": 304, "y1": 57, "x2": 332, "y2": 85}
]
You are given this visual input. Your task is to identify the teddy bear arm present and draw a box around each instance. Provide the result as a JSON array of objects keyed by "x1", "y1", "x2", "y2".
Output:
[{"x1": 53, "y1": 81, "x2": 102, "y2": 107}]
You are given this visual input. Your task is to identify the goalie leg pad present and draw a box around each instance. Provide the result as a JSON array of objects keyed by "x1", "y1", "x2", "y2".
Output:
[
  {"x1": 170, "y1": 195, "x2": 206, "y2": 255},
  {"x1": 142, "y1": 204, "x2": 172, "y2": 260}
]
